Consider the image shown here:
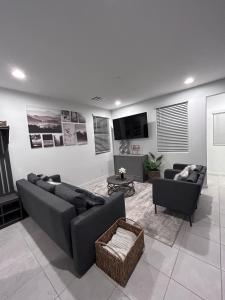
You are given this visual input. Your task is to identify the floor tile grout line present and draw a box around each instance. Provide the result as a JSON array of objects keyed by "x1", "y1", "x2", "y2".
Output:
[
  {"x1": 162, "y1": 222, "x2": 186, "y2": 300},
  {"x1": 106, "y1": 286, "x2": 117, "y2": 300},
  {"x1": 171, "y1": 278, "x2": 205, "y2": 300},
  {"x1": 168, "y1": 208, "x2": 220, "y2": 300},
  {"x1": 184, "y1": 228, "x2": 221, "y2": 245},
  {"x1": 22, "y1": 230, "x2": 60, "y2": 298},
  {"x1": 178, "y1": 248, "x2": 221, "y2": 271},
  {"x1": 1, "y1": 229, "x2": 44, "y2": 300}
]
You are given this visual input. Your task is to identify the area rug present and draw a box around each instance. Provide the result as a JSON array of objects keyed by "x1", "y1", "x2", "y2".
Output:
[{"x1": 85, "y1": 179, "x2": 184, "y2": 247}]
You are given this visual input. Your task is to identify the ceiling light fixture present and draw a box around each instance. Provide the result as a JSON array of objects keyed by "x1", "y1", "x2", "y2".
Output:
[
  {"x1": 184, "y1": 77, "x2": 194, "y2": 85},
  {"x1": 115, "y1": 100, "x2": 121, "y2": 106},
  {"x1": 11, "y1": 68, "x2": 27, "y2": 80}
]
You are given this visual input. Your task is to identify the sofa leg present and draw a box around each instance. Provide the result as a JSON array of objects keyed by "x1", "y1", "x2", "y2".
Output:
[
  {"x1": 189, "y1": 215, "x2": 192, "y2": 227},
  {"x1": 155, "y1": 204, "x2": 157, "y2": 214}
]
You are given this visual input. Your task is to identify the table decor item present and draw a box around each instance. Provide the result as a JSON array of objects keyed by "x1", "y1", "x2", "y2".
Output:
[
  {"x1": 118, "y1": 167, "x2": 126, "y2": 179},
  {"x1": 119, "y1": 140, "x2": 130, "y2": 155}
]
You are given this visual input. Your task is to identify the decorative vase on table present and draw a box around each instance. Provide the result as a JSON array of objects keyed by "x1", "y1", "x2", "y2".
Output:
[{"x1": 118, "y1": 167, "x2": 126, "y2": 180}]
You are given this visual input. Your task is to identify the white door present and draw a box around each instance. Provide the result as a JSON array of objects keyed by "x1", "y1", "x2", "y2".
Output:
[{"x1": 207, "y1": 93, "x2": 225, "y2": 175}]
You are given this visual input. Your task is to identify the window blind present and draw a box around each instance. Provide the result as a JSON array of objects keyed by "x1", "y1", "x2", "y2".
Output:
[
  {"x1": 156, "y1": 101, "x2": 188, "y2": 152},
  {"x1": 93, "y1": 116, "x2": 111, "y2": 154}
]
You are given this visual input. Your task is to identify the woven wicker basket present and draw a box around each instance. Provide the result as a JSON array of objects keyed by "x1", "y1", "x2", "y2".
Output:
[{"x1": 95, "y1": 217, "x2": 144, "y2": 287}]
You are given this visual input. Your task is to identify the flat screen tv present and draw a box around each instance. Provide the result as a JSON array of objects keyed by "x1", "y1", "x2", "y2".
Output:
[{"x1": 113, "y1": 112, "x2": 148, "y2": 140}]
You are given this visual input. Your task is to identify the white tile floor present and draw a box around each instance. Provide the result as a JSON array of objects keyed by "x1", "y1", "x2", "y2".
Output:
[{"x1": 0, "y1": 174, "x2": 225, "y2": 300}]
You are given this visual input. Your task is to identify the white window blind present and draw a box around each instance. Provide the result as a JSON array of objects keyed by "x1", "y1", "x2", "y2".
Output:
[
  {"x1": 213, "y1": 112, "x2": 225, "y2": 145},
  {"x1": 156, "y1": 101, "x2": 188, "y2": 152}
]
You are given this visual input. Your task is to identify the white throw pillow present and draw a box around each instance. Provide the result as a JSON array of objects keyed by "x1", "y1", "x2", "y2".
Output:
[{"x1": 174, "y1": 166, "x2": 190, "y2": 180}]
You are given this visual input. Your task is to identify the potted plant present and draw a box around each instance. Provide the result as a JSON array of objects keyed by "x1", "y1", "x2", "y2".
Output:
[{"x1": 144, "y1": 152, "x2": 163, "y2": 183}]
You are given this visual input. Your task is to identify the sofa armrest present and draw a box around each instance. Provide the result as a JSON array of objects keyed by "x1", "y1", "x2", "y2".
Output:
[
  {"x1": 164, "y1": 169, "x2": 180, "y2": 179},
  {"x1": 70, "y1": 192, "x2": 125, "y2": 276},
  {"x1": 153, "y1": 178, "x2": 201, "y2": 215}
]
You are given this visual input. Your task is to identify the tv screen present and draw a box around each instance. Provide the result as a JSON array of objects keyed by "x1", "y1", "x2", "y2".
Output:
[{"x1": 113, "y1": 112, "x2": 148, "y2": 140}]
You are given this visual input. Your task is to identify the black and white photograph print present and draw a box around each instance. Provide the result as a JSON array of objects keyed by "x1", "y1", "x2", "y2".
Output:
[
  {"x1": 27, "y1": 107, "x2": 62, "y2": 133},
  {"x1": 75, "y1": 123, "x2": 88, "y2": 144},
  {"x1": 29, "y1": 134, "x2": 42, "y2": 149},
  {"x1": 53, "y1": 134, "x2": 64, "y2": 146},
  {"x1": 93, "y1": 116, "x2": 110, "y2": 154},
  {"x1": 42, "y1": 134, "x2": 54, "y2": 147},
  {"x1": 77, "y1": 112, "x2": 86, "y2": 123},
  {"x1": 71, "y1": 111, "x2": 78, "y2": 123},
  {"x1": 62, "y1": 123, "x2": 76, "y2": 145},
  {"x1": 61, "y1": 110, "x2": 71, "y2": 122}
]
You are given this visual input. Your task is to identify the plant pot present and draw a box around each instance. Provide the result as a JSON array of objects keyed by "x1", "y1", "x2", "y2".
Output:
[{"x1": 148, "y1": 170, "x2": 160, "y2": 183}]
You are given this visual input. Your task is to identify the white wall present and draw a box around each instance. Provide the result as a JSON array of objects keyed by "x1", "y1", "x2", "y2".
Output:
[
  {"x1": 207, "y1": 93, "x2": 225, "y2": 175},
  {"x1": 0, "y1": 88, "x2": 113, "y2": 186},
  {"x1": 112, "y1": 79, "x2": 225, "y2": 172}
]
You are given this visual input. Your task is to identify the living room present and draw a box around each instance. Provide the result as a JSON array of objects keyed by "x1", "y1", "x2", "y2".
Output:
[{"x1": 0, "y1": 1, "x2": 225, "y2": 300}]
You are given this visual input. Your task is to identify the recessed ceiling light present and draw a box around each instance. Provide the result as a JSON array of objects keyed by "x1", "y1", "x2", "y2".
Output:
[
  {"x1": 115, "y1": 100, "x2": 121, "y2": 106},
  {"x1": 11, "y1": 68, "x2": 27, "y2": 80},
  {"x1": 184, "y1": 77, "x2": 194, "y2": 85}
]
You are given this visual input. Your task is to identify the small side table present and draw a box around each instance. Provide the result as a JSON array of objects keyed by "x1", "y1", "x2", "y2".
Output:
[
  {"x1": 107, "y1": 175, "x2": 135, "y2": 198},
  {"x1": 0, "y1": 193, "x2": 23, "y2": 229}
]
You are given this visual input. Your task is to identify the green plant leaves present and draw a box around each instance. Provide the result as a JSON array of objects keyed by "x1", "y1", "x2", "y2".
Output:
[{"x1": 144, "y1": 153, "x2": 163, "y2": 171}]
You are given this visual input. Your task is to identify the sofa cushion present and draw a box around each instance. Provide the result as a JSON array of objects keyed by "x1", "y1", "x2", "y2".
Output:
[
  {"x1": 75, "y1": 188, "x2": 105, "y2": 207},
  {"x1": 54, "y1": 184, "x2": 87, "y2": 214},
  {"x1": 36, "y1": 180, "x2": 55, "y2": 193},
  {"x1": 27, "y1": 173, "x2": 40, "y2": 184},
  {"x1": 186, "y1": 172, "x2": 198, "y2": 183}
]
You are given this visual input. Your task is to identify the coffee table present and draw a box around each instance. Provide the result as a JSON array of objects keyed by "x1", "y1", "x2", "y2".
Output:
[{"x1": 107, "y1": 175, "x2": 135, "y2": 197}]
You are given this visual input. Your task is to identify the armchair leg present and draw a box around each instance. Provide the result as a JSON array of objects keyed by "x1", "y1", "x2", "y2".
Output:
[
  {"x1": 189, "y1": 215, "x2": 192, "y2": 227},
  {"x1": 155, "y1": 204, "x2": 157, "y2": 214}
]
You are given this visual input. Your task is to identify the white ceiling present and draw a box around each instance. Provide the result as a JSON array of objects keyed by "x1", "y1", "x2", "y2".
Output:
[{"x1": 0, "y1": 0, "x2": 225, "y2": 110}]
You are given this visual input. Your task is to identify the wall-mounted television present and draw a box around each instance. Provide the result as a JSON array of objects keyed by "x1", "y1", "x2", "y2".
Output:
[{"x1": 113, "y1": 112, "x2": 148, "y2": 140}]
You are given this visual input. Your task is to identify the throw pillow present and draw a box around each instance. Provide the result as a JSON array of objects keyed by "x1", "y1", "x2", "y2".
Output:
[
  {"x1": 174, "y1": 166, "x2": 190, "y2": 181},
  {"x1": 37, "y1": 174, "x2": 49, "y2": 181},
  {"x1": 54, "y1": 184, "x2": 87, "y2": 214},
  {"x1": 36, "y1": 180, "x2": 55, "y2": 193},
  {"x1": 186, "y1": 172, "x2": 198, "y2": 183},
  {"x1": 194, "y1": 165, "x2": 203, "y2": 172},
  {"x1": 75, "y1": 187, "x2": 105, "y2": 207},
  {"x1": 27, "y1": 173, "x2": 40, "y2": 184}
]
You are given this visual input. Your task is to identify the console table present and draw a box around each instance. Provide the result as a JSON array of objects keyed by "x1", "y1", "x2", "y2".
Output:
[{"x1": 114, "y1": 154, "x2": 148, "y2": 182}]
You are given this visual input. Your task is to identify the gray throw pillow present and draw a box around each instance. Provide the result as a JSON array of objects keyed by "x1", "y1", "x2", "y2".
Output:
[
  {"x1": 75, "y1": 188, "x2": 105, "y2": 207},
  {"x1": 36, "y1": 180, "x2": 55, "y2": 193},
  {"x1": 186, "y1": 172, "x2": 198, "y2": 183},
  {"x1": 27, "y1": 173, "x2": 40, "y2": 184},
  {"x1": 54, "y1": 184, "x2": 87, "y2": 214}
]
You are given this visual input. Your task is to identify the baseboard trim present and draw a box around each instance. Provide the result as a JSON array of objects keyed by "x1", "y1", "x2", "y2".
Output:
[
  {"x1": 81, "y1": 173, "x2": 113, "y2": 188},
  {"x1": 208, "y1": 172, "x2": 225, "y2": 176}
]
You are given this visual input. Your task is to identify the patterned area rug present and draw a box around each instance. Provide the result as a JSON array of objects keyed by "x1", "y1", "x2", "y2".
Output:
[{"x1": 85, "y1": 179, "x2": 184, "y2": 247}]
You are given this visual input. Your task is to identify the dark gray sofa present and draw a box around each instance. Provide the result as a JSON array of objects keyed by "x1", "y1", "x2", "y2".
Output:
[
  {"x1": 153, "y1": 163, "x2": 207, "y2": 226},
  {"x1": 16, "y1": 179, "x2": 125, "y2": 276}
]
